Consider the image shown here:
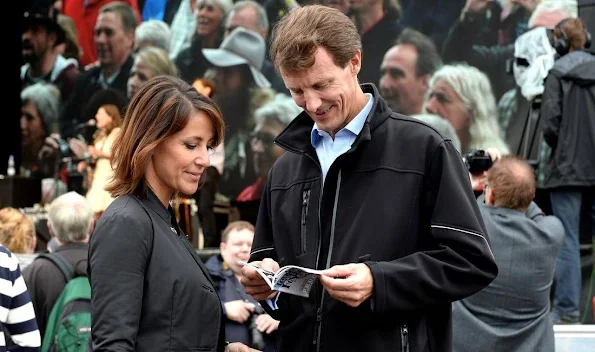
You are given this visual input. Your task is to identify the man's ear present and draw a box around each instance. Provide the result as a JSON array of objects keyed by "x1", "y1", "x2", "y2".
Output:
[
  {"x1": 220, "y1": 242, "x2": 227, "y2": 253},
  {"x1": 48, "y1": 220, "x2": 56, "y2": 238},
  {"x1": 420, "y1": 74, "x2": 431, "y2": 90},
  {"x1": 351, "y1": 50, "x2": 362, "y2": 76},
  {"x1": 485, "y1": 186, "x2": 495, "y2": 205}
]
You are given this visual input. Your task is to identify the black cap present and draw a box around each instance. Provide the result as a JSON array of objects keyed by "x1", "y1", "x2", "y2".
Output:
[{"x1": 23, "y1": 1, "x2": 66, "y2": 45}]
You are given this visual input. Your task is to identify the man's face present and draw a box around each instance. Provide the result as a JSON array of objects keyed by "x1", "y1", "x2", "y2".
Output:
[
  {"x1": 94, "y1": 12, "x2": 134, "y2": 67},
  {"x1": 21, "y1": 101, "x2": 47, "y2": 149},
  {"x1": 379, "y1": 44, "x2": 428, "y2": 115},
  {"x1": 226, "y1": 7, "x2": 266, "y2": 39},
  {"x1": 349, "y1": 0, "x2": 380, "y2": 12},
  {"x1": 22, "y1": 23, "x2": 53, "y2": 64},
  {"x1": 251, "y1": 119, "x2": 286, "y2": 177},
  {"x1": 323, "y1": 0, "x2": 350, "y2": 15},
  {"x1": 220, "y1": 228, "x2": 254, "y2": 275},
  {"x1": 282, "y1": 47, "x2": 361, "y2": 137}
]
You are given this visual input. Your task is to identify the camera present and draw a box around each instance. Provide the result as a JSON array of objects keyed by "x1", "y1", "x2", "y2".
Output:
[
  {"x1": 463, "y1": 149, "x2": 493, "y2": 175},
  {"x1": 248, "y1": 304, "x2": 266, "y2": 350}
]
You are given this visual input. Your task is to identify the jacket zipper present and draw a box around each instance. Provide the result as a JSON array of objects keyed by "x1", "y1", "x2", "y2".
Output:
[
  {"x1": 300, "y1": 189, "x2": 311, "y2": 254},
  {"x1": 401, "y1": 325, "x2": 409, "y2": 352},
  {"x1": 314, "y1": 170, "x2": 342, "y2": 351}
]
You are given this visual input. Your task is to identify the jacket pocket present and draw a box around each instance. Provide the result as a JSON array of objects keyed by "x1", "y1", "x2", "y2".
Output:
[
  {"x1": 299, "y1": 189, "x2": 311, "y2": 255},
  {"x1": 401, "y1": 325, "x2": 409, "y2": 352}
]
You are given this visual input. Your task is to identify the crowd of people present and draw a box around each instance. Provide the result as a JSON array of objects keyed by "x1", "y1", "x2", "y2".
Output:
[{"x1": 1, "y1": 0, "x2": 594, "y2": 350}]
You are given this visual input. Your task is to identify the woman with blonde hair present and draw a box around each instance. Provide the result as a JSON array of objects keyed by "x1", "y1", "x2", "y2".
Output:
[
  {"x1": 85, "y1": 103, "x2": 122, "y2": 219},
  {"x1": 0, "y1": 208, "x2": 37, "y2": 254},
  {"x1": 425, "y1": 63, "x2": 510, "y2": 154},
  {"x1": 127, "y1": 45, "x2": 179, "y2": 99}
]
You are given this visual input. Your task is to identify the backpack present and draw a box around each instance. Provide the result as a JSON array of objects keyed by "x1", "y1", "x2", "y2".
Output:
[{"x1": 38, "y1": 253, "x2": 91, "y2": 352}]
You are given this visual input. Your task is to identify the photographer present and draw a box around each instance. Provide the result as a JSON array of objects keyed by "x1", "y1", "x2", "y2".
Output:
[
  {"x1": 453, "y1": 155, "x2": 564, "y2": 352},
  {"x1": 206, "y1": 221, "x2": 278, "y2": 351}
]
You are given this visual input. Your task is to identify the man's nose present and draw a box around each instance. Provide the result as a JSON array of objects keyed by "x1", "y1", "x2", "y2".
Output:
[{"x1": 304, "y1": 91, "x2": 322, "y2": 113}]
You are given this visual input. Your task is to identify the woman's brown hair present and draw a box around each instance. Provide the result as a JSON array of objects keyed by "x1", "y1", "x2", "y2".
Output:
[
  {"x1": 0, "y1": 208, "x2": 36, "y2": 254},
  {"x1": 106, "y1": 75, "x2": 225, "y2": 198}
]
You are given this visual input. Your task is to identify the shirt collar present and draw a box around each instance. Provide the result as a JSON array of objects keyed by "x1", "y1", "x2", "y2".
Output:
[
  {"x1": 311, "y1": 93, "x2": 374, "y2": 147},
  {"x1": 98, "y1": 68, "x2": 121, "y2": 89}
]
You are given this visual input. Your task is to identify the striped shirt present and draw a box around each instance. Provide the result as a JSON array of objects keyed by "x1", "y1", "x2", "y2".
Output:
[{"x1": 0, "y1": 245, "x2": 41, "y2": 351}]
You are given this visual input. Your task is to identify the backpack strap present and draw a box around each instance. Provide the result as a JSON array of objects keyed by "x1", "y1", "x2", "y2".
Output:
[{"x1": 37, "y1": 253, "x2": 75, "y2": 283}]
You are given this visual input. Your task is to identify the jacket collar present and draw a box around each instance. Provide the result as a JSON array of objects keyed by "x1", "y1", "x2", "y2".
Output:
[
  {"x1": 274, "y1": 83, "x2": 392, "y2": 155},
  {"x1": 143, "y1": 186, "x2": 173, "y2": 224}
]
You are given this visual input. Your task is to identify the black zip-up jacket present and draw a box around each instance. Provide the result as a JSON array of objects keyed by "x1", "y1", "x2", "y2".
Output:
[
  {"x1": 541, "y1": 50, "x2": 595, "y2": 189},
  {"x1": 249, "y1": 84, "x2": 499, "y2": 352}
]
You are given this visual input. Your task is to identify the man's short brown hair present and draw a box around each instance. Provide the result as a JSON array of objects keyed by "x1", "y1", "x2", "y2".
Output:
[
  {"x1": 269, "y1": 5, "x2": 361, "y2": 73},
  {"x1": 487, "y1": 155, "x2": 536, "y2": 211},
  {"x1": 221, "y1": 221, "x2": 255, "y2": 243}
]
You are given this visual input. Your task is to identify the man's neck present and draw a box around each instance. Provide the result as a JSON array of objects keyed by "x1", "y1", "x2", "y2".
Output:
[
  {"x1": 354, "y1": 4, "x2": 384, "y2": 33},
  {"x1": 102, "y1": 53, "x2": 131, "y2": 80},
  {"x1": 29, "y1": 51, "x2": 57, "y2": 78}
]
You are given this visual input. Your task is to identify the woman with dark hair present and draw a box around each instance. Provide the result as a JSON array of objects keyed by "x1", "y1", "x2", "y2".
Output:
[{"x1": 88, "y1": 75, "x2": 257, "y2": 352}]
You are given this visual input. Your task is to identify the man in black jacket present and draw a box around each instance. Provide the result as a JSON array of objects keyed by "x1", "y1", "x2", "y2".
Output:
[
  {"x1": 240, "y1": 5, "x2": 498, "y2": 352},
  {"x1": 541, "y1": 17, "x2": 595, "y2": 324}
]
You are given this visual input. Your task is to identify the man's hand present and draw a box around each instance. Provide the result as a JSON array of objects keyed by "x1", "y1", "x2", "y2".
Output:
[
  {"x1": 38, "y1": 133, "x2": 62, "y2": 160},
  {"x1": 469, "y1": 171, "x2": 488, "y2": 191},
  {"x1": 240, "y1": 259, "x2": 280, "y2": 301},
  {"x1": 319, "y1": 263, "x2": 374, "y2": 307},
  {"x1": 224, "y1": 300, "x2": 255, "y2": 324},
  {"x1": 255, "y1": 314, "x2": 280, "y2": 334},
  {"x1": 69, "y1": 138, "x2": 89, "y2": 159},
  {"x1": 225, "y1": 342, "x2": 261, "y2": 352}
]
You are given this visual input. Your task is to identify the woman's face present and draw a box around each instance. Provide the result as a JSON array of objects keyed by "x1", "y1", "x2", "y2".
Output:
[
  {"x1": 146, "y1": 111, "x2": 215, "y2": 204},
  {"x1": 95, "y1": 107, "x2": 113, "y2": 129},
  {"x1": 195, "y1": 0, "x2": 224, "y2": 38},
  {"x1": 425, "y1": 80, "x2": 470, "y2": 135},
  {"x1": 20, "y1": 101, "x2": 46, "y2": 148},
  {"x1": 127, "y1": 57, "x2": 155, "y2": 100}
]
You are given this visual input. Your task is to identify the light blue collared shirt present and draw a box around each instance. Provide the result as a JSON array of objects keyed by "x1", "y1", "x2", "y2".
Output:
[{"x1": 311, "y1": 94, "x2": 374, "y2": 182}]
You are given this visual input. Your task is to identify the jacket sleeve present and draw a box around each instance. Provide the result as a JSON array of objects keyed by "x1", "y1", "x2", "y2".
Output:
[
  {"x1": 248, "y1": 173, "x2": 288, "y2": 320},
  {"x1": 367, "y1": 140, "x2": 498, "y2": 314},
  {"x1": 88, "y1": 206, "x2": 152, "y2": 351},
  {"x1": 526, "y1": 202, "x2": 565, "y2": 249},
  {"x1": 541, "y1": 71, "x2": 563, "y2": 149}
]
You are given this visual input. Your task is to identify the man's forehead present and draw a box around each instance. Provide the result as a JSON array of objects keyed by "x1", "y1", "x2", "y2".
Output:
[{"x1": 95, "y1": 12, "x2": 124, "y2": 29}]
